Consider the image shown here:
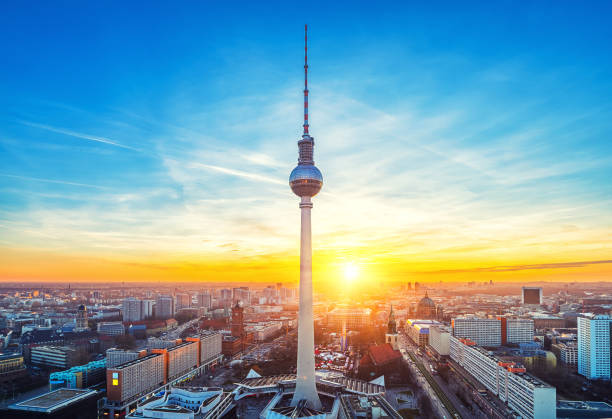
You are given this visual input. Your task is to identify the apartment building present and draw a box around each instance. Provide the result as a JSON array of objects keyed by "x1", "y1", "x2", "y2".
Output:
[
  {"x1": 166, "y1": 341, "x2": 198, "y2": 381},
  {"x1": 429, "y1": 325, "x2": 451, "y2": 356},
  {"x1": 450, "y1": 336, "x2": 556, "y2": 419},
  {"x1": 506, "y1": 318, "x2": 534, "y2": 344},
  {"x1": 106, "y1": 354, "x2": 165, "y2": 404},
  {"x1": 452, "y1": 317, "x2": 501, "y2": 347},
  {"x1": 551, "y1": 342, "x2": 577, "y2": 366},
  {"x1": 106, "y1": 348, "x2": 147, "y2": 368},
  {"x1": 578, "y1": 314, "x2": 612, "y2": 380},
  {"x1": 30, "y1": 346, "x2": 76, "y2": 369},
  {"x1": 199, "y1": 331, "x2": 222, "y2": 363}
]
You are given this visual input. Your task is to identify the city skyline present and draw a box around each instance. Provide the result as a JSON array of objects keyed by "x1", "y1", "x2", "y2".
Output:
[{"x1": 1, "y1": 2, "x2": 612, "y2": 286}]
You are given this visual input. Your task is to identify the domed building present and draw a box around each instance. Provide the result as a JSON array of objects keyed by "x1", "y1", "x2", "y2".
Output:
[{"x1": 416, "y1": 291, "x2": 437, "y2": 320}]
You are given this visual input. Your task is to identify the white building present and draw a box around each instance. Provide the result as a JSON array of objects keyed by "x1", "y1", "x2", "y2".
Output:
[
  {"x1": 122, "y1": 297, "x2": 143, "y2": 322},
  {"x1": 126, "y1": 386, "x2": 231, "y2": 419},
  {"x1": 199, "y1": 331, "x2": 222, "y2": 363},
  {"x1": 450, "y1": 336, "x2": 556, "y2": 419},
  {"x1": 197, "y1": 292, "x2": 212, "y2": 310},
  {"x1": 552, "y1": 342, "x2": 577, "y2": 366},
  {"x1": 506, "y1": 318, "x2": 534, "y2": 344},
  {"x1": 452, "y1": 317, "x2": 501, "y2": 347},
  {"x1": 577, "y1": 314, "x2": 612, "y2": 380},
  {"x1": 252, "y1": 323, "x2": 283, "y2": 342},
  {"x1": 98, "y1": 321, "x2": 125, "y2": 336},
  {"x1": 156, "y1": 295, "x2": 175, "y2": 320},
  {"x1": 142, "y1": 300, "x2": 154, "y2": 319},
  {"x1": 429, "y1": 325, "x2": 451, "y2": 356}
]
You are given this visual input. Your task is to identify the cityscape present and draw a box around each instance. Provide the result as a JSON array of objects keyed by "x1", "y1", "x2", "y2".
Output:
[{"x1": 1, "y1": 3, "x2": 611, "y2": 419}]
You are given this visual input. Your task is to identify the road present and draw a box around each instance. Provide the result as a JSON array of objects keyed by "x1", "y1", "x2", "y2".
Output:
[
  {"x1": 398, "y1": 333, "x2": 474, "y2": 419},
  {"x1": 399, "y1": 332, "x2": 505, "y2": 419},
  {"x1": 164, "y1": 317, "x2": 200, "y2": 340}
]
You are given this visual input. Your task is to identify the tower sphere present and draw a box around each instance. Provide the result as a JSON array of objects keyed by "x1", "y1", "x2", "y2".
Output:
[{"x1": 289, "y1": 164, "x2": 322, "y2": 197}]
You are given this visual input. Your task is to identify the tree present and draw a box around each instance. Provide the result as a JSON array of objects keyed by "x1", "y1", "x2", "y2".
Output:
[
  {"x1": 114, "y1": 334, "x2": 136, "y2": 349},
  {"x1": 175, "y1": 311, "x2": 196, "y2": 325}
]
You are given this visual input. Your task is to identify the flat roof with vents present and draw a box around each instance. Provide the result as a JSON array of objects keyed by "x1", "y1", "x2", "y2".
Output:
[{"x1": 10, "y1": 388, "x2": 97, "y2": 413}]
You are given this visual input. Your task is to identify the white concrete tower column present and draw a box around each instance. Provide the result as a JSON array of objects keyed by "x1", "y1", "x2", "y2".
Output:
[{"x1": 292, "y1": 196, "x2": 321, "y2": 409}]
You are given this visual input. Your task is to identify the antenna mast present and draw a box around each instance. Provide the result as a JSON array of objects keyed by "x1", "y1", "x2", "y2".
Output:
[{"x1": 303, "y1": 24, "x2": 309, "y2": 135}]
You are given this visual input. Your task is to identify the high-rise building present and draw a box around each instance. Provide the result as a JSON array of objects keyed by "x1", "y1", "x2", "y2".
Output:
[
  {"x1": 122, "y1": 297, "x2": 143, "y2": 322},
  {"x1": 141, "y1": 300, "x2": 154, "y2": 319},
  {"x1": 503, "y1": 318, "x2": 534, "y2": 344},
  {"x1": 263, "y1": 285, "x2": 277, "y2": 303},
  {"x1": 220, "y1": 288, "x2": 232, "y2": 301},
  {"x1": 429, "y1": 325, "x2": 451, "y2": 356},
  {"x1": 76, "y1": 304, "x2": 88, "y2": 331},
  {"x1": 522, "y1": 287, "x2": 543, "y2": 305},
  {"x1": 175, "y1": 293, "x2": 191, "y2": 310},
  {"x1": 197, "y1": 291, "x2": 212, "y2": 310},
  {"x1": 106, "y1": 354, "x2": 165, "y2": 404},
  {"x1": 156, "y1": 295, "x2": 175, "y2": 320},
  {"x1": 577, "y1": 314, "x2": 612, "y2": 380},
  {"x1": 452, "y1": 317, "x2": 501, "y2": 347},
  {"x1": 288, "y1": 24, "x2": 324, "y2": 410},
  {"x1": 232, "y1": 287, "x2": 250, "y2": 306}
]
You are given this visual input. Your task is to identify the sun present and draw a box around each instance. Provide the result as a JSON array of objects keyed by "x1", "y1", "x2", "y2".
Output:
[{"x1": 343, "y1": 262, "x2": 360, "y2": 282}]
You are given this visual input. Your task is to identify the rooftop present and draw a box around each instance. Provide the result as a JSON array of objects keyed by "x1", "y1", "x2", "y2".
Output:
[
  {"x1": 10, "y1": 388, "x2": 97, "y2": 413},
  {"x1": 111, "y1": 353, "x2": 160, "y2": 370}
]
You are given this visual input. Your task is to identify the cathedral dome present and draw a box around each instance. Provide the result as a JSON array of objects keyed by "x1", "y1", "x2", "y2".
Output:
[{"x1": 416, "y1": 292, "x2": 436, "y2": 319}]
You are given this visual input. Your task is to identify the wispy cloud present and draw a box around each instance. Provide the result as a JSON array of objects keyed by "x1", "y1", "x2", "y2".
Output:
[
  {"x1": 185, "y1": 161, "x2": 286, "y2": 185},
  {"x1": 0, "y1": 173, "x2": 106, "y2": 189},
  {"x1": 420, "y1": 260, "x2": 612, "y2": 274},
  {"x1": 19, "y1": 120, "x2": 141, "y2": 152}
]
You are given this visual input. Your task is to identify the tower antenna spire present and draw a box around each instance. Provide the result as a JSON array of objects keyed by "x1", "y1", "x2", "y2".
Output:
[{"x1": 303, "y1": 24, "x2": 309, "y2": 135}]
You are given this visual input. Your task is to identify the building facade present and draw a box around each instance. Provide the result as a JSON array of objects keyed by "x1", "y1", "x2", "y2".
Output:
[
  {"x1": 122, "y1": 297, "x2": 144, "y2": 322},
  {"x1": 107, "y1": 354, "x2": 166, "y2": 405},
  {"x1": 506, "y1": 318, "x2": 534, "y2": 344},
  {"x1": 156, "y1": 295, "x2": 175, "y2": 320},
  {"x1": 577, "y1": 314, "x2": 612, "y2": 380},
  {"x1": 450, "y1": 336, "x2": 556, "y2": 419},
  {"x1": 30, "y1": 346, "x2": 76, "y2": 369},
  {"x1": 452, "y1": 317, "x2": 501, "y2": 347},
  {"x1": 97, "y1": 322, "x2": 125, "y2": 336},
  {"x1": 429, "y1": 325, "x2": 451, "y2": 356},
  {"x1": 327, "y1": 308, "x2": 371, "y2": 331}
]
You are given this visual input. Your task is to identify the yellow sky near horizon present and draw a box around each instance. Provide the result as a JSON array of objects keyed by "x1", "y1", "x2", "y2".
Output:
[{"x1": 2, "y1": 246, "x2": 610, "y2": 291}]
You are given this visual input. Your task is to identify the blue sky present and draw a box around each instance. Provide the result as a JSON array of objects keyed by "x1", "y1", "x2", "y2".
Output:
[{"x1": 1, "y1": 2, "x2": 611, "y2": 282}]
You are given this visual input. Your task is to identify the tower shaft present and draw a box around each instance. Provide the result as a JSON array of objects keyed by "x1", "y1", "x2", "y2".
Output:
[{"x1": 292, "y1": 196, "x2": 321, "y2": 409}]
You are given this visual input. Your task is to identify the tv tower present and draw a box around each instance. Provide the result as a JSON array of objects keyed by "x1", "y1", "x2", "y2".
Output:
[{"x1": 289, "y1": 24, "x2": 323, "y2": 410}]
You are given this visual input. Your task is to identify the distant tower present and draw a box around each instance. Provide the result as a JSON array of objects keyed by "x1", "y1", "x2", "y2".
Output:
[
  {"x1": 76, "y1": 304, "x2": 88, "y2": 331},
  {"x1": 385, "y1": 305, "x2": 399, "y2": 350},
  {"x1": 231, "y1": 301, "x2": 245, "y2": 353},
  {"x1": 290, "y1": 24, "x2": 323, "y2": 410},
  {"x1": 231, "y1": 301, "x2": 244, "y2": 338}
]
